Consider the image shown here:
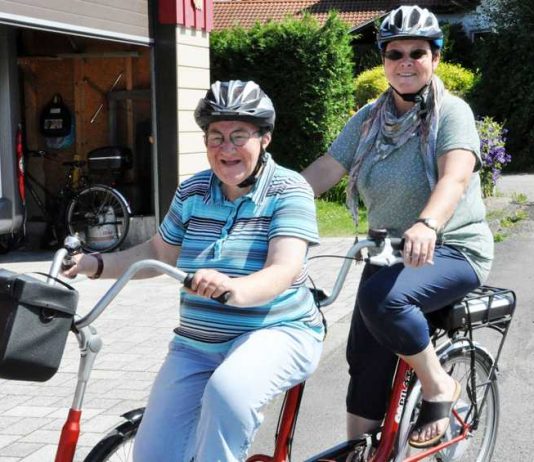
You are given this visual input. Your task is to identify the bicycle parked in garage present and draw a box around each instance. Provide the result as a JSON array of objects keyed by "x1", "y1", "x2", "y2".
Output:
[{"x1": 24, "y1": 147, "x2": 131, "y2": 253}]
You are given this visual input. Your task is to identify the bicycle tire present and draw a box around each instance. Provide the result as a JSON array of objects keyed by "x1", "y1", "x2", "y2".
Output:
[
  {"x1": 84, "y1": 408, "x2": 143, "y2": 462},
  {"x1": 66, "y1": 184, "x2": 131, "y2": 253},
  {"x1": 396, "y1": 343, "x2": 499, "y2": 462}
]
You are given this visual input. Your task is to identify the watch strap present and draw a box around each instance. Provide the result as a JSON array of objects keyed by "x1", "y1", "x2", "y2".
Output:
[
  {"x1": 415, "y1": 218, "x2": 438, "y2": 232},
  {"x1": 88, "y1": 253, "x2": 104, "y2": 279}
]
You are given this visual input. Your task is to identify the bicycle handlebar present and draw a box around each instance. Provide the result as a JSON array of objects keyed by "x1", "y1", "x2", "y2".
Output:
[
  {"x1": 51, "y1": 231, "x2": 402, "y2": 328},
  {"x1": 75, "y1": 259, "x2": 188, "y2": 329},
  {"x1": 47, "y1": 233, "x2": 232, "y2": 328},
  {"x1": 317, "y1": 235, "x2": 404, "y2": 308}
]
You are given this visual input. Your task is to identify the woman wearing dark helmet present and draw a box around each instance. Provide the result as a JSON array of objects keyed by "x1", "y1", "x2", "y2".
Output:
[
  {"x1": 303, "y1": 5, "x2": 493, "y2": 448},
  {"x1": 63, "y1": 80, "x2": 324, "y2": 460}
]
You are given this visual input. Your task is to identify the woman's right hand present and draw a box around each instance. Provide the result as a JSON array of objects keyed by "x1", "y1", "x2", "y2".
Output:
[{"x1": 61, "y1": 253, "x2": 98, "y2": 279}]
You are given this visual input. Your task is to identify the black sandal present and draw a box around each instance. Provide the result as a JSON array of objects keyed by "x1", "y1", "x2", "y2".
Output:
[{"x1": 409, "y1": 380, "x2": 461, "y2": 448}]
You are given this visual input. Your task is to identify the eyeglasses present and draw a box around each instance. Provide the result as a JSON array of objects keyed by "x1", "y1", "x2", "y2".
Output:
[
  {"x1": 383, "y1": 49, "x2": 430, "y2": 61},
  {"x1": 205, "y1": 130, "x2": 262, "y2": 148}
]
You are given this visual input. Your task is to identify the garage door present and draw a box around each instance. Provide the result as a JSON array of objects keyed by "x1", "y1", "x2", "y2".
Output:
[{"x1": 0, "y1": 0, "x2": 151, "y2": 45}]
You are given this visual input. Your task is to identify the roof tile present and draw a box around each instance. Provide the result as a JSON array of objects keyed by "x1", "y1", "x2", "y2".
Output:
[{"x1": 213, "y1": 0, "x2": 480, "y2": 31}]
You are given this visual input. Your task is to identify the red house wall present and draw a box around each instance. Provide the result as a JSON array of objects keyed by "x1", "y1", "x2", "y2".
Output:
[{"x1": 159, "y1": 0, "x2": 213, "y2": 31}]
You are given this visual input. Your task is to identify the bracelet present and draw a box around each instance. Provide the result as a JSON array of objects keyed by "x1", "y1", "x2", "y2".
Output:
[{"x1": 88, "y1": 253, "x2": 104, "y2": 279}]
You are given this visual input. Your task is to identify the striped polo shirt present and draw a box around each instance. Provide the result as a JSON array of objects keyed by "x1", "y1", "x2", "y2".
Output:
[{"x1": 159, "y1": 153, "x2": 324, "y2": 352}]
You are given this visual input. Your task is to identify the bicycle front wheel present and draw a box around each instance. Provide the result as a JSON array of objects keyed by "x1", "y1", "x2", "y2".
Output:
[
  {"x1": 84, "y1": 409, "x2": 142, "y2": 462},
  {"x1": 66, "y1": 185, "x2": 131, "y2": 253},
  {"x1": 401, "y1": 345, "x2": 499, "y2": 462}
]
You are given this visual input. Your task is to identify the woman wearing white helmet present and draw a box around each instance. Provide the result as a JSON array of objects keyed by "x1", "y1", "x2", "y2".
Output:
[
  {"x1": 64, "y1": 80, "x2": 324, "y2": 461},
  {"x1": 303, "y1": 5, "x2": 493, "y2": 448}
]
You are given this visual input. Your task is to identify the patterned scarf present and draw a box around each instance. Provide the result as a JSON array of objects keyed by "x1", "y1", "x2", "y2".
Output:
[{"x1": 346, "y1": 75, "x2": 446, "y2": 225}]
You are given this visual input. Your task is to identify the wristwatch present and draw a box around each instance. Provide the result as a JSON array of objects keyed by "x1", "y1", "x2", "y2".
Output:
[{"x1": 415, "y1": 217, "x2": 439, "y2": 233}]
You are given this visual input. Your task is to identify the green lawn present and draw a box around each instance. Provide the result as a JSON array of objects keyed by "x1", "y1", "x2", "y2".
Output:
[
  {"x1": 317, "y1": 198, "x2": 527, "y2": 242},
  {"x1": 315, "y1": 199, "x2": 368, "y2": 237}
]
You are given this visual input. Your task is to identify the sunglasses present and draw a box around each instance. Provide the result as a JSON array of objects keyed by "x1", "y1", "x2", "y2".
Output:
[{"x1": 383, "y1": 49, "x2": 430, "y2": 61}]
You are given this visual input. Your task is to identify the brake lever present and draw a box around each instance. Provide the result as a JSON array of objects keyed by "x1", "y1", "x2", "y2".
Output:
[
  {"x1": 183, "y1": 273, "x2": 231, "y2": 304},
  {"x1": 366, "y1": 238, "x2": 404, "y2": 267}
]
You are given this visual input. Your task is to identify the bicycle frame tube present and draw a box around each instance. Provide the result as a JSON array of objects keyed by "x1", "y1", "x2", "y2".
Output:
[
  {"x1": 247, "y1": 383, "x2": 306, "y2": 462},
  {"x1": 401, "y1": 409, "x2": 471, "y2": 462},
  {"x1": 370, "y1": 360, "x2": 414, "y2": 462},
  {"x1": 55, "y1": 409, "x2": 82, "y2": 462},
  {"x1": 368, "y1": 360, "x2": 472, "y2": 462},
  {"x1": 49, "y1": 257, "x2": 188, "y2": 462}
]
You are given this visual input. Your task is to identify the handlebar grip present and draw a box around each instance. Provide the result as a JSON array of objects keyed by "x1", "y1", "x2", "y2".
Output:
[
  {"x1": 212, "y1": 291, "x2": 231, "y2": 304},
  {"x1": 183, "y1": 273, "x2": 230, "y2": 304},
  {"x1": 183, "y1": 273, "x2": 194, "y2": 289},
  {"x1": 389, "y1": 238, "x2": 405, "y2": 250}
]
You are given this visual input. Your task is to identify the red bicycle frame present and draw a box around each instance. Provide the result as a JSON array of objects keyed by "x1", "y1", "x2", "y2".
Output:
[{"x1": 245, "y1": 359, "x2": 472, "y2": 462}]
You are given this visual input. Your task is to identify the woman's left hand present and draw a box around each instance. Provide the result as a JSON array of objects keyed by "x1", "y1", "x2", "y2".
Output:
[
  {"x1": 186, "y1": 269, "x2": 235, "y2": 303},
  {"x1": 402, "y1": 223, "x2": 437, "y2": 267}
]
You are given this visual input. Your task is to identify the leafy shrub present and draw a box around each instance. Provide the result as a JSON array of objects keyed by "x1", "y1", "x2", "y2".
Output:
[
  {"x1": 210, "y1": 13, "x2": 355, "y2": 170},
  {"x1": 440, "y1": 22, "x2": 476, "y2": 70},
  {"x1": 354, "y1": 62, "x2": 477, "y2": 109},
  {"x1": 472, "y1": 2, "x2": 534, "y2": 170},
  {"x1": 435, "y1": 63, "x2": 478, "y2": 99},
  {"x1": 320, "y1": 175, "x2": 348, "y2": 204},
  {"x1": 353, "y1": 67, "x2": 388, "y2": 109},
  {"x1": 476, "y1": 117, "x2": 511, "y2": 198}
]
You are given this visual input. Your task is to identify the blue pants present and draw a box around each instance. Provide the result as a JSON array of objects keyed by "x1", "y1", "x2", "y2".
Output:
[
  {"x1": 346, "y1": 245, "x2": 480, "y2": 420},
  {"x1": 133, "y1": 325, "x2": 322, "y2": 462}
]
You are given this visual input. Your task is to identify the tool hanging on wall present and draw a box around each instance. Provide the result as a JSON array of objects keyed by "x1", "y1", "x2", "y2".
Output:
[{"x1": 84, "y1": 72, "x2": 123, "y2": 124}]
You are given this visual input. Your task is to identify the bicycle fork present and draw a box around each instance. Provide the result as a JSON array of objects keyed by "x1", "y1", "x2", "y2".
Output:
[{"x1": 55, "y1": 324, "x2": 103, "y2": 462}]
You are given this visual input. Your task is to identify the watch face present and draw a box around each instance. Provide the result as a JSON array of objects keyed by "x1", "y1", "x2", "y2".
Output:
[
  {"x1": 426, "y1": 218, "x2": 437, "y2": 229},
  {"x1": 417, "y1": 218, "x2": 438, "y2": 231}
]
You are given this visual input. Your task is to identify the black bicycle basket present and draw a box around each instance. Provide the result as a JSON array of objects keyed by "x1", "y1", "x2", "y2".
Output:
[{"x1": 0, "y1": 270, "x2": 78, "y2": 382}]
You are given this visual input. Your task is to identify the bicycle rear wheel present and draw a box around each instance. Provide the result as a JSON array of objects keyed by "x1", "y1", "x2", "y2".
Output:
[
  {"x1": 399, "y1": 345, "x2": 499, "y2": 462},
  {"x1": 66, "y1": 185, "x2": 131, "y2": 253},
  {"x1": 84, "y1": 409, "x2": 142, "y2": 462}
]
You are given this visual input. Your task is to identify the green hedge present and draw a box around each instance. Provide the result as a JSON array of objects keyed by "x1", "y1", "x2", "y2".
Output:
[
  {"x1": 472, "y1": 25, "x2": 534, "y2": 170},
  {"x1": 210, "y1": 13, "x2": 355, "y2": 170},
  {"x1": 354, "y1": 62, "x2": 477, "y2": 109}
]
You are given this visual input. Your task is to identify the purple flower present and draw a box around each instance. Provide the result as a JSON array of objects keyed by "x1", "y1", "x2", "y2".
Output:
[{"x1": 476, "y1": 116, "x2": 511, "y2": 197}]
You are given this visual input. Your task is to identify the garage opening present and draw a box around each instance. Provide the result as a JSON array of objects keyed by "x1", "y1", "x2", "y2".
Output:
[{"x1": 17, "y1": 28, "x2": 154, "y2": 249}]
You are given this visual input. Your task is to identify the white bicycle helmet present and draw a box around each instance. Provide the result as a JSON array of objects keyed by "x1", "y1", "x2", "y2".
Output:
[
  {"x1": 377, "y1": 5, "x2": 444, "y2": 50},
  {"x1": 194, "y1": 80, "x2": 275, "y2": 132}
]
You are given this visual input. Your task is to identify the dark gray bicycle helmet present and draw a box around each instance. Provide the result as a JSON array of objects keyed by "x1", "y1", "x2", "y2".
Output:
[
  {"x1": 377, "y1": 5, "x2": 444, "y2": 50},
  {"x1": 194, "y1": 80, "x2": 275, "y2": 132}
]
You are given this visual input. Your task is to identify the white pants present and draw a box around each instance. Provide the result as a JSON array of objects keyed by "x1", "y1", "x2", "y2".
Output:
[{"x1": 133, "y1": 325, "x2": 322, "y2": 462}]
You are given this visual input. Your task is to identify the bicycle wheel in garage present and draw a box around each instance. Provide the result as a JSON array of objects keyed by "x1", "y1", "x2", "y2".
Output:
[{"x1": 66, "y1": 184, "x2": 131, "y2": 253}]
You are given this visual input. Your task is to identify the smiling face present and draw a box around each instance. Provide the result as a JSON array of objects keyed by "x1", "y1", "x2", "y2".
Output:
[
  {"x1": 205, "y1": 120, "x2": 271, "y2": 200},
  {"x1": 383, "y1": 39, "x2": 440, "y2": 113}
]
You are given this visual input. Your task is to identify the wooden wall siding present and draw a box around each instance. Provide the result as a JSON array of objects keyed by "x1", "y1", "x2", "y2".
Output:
[
  {"x1": 19, "y1": 31, "x2": 151, "y2": 194},
  {"x1": 176, "y1": 25, "x2": 209, "y2": 182},
  {"x1": 0, "y1": 0, "x2": 150, "y2": 43}
]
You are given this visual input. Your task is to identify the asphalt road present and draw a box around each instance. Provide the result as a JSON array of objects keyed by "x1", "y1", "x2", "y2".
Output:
[{"x1": 252, "y1": 178, "x2": 534, "y2": 461}]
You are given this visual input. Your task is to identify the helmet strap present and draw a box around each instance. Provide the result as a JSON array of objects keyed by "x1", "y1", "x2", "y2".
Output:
[
  {"x1": 237, "y1": 147, "x2": 267, "y2": 188},
  {"x1": 389, "y1": 80, "x2": 431, "y2": 115}
]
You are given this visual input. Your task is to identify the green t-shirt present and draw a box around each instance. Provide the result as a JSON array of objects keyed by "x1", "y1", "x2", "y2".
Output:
[{"x1": 329, "y1": 93, "x2": 493, "y2": 283}]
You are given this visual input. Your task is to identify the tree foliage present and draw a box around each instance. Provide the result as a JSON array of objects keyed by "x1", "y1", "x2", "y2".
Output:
[
  {"x1": 472, "y1": 0, "x2": 534, "y2": 170},
  {"x1": 210, "y1": 13, "x2": 355, "y2": 170},
  {"x1": 353, "y1": 62, "x2": 478, "y2": 109}
]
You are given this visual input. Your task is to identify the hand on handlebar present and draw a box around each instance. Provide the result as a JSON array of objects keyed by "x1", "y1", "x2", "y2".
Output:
[
  {"x1": 402, "y1": 223, "x2": 437, "y2": 267},
  {"x1": 183, "y1": 269, "x2": 233, "y2": 304},
  {"x1": 61, "y1": 253, "x2": 98, "y2": 279}
]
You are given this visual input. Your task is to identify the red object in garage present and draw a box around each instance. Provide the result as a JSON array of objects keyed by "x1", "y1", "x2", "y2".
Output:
[
  {"x1": 15, "y1": 124, "x2": 25, "y2": 204},
  {"x1": 159, "y1": 0, "x2": 213, "y2": 31}
]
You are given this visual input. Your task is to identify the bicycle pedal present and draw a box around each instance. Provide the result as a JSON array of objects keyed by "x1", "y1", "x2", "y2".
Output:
[{"x1": 346, "y1": 434, "x2": 374, "y2": 462}]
